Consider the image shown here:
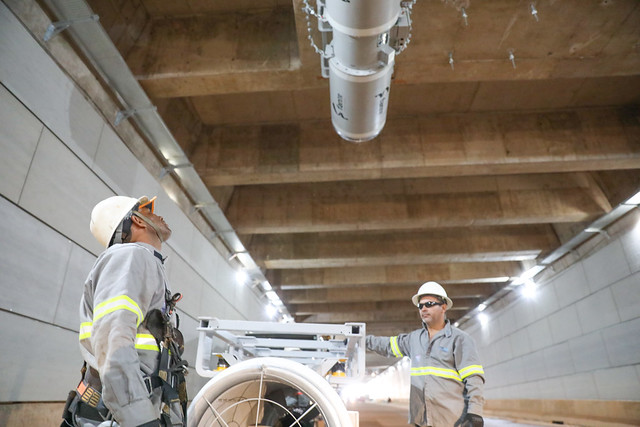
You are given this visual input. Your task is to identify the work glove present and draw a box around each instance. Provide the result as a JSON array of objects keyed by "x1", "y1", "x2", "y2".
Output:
[{"x1": 461, "y1": 413, "x2": 484, "y2": 427}]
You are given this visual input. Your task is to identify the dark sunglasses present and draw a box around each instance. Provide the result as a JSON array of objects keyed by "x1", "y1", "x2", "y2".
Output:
[{"x1": 418, "y1": 301, "x2": 444, "y2": 309}]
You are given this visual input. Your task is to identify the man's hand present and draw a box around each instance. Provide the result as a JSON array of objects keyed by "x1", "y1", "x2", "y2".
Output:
[{"x1": 461, "y1": 413, "x2": 484, "y2": 427}]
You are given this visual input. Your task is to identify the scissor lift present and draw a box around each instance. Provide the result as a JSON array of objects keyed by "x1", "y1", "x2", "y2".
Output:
[{"x1": 195, "y1": 317, "x2": 366, "y2": 385}]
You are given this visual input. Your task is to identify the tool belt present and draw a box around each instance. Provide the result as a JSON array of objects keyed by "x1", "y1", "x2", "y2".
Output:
[{"x1": 60, "y1": 363, "x2": 111, "y2": 427}]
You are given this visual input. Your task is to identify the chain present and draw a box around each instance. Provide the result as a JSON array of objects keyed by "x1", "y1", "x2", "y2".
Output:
[
  {"x1": 302, "y1": 0, "x2": 333, "y2": 59},
  {"x1": 396, "y1": 0, "x2": 417, "y2": 55}
]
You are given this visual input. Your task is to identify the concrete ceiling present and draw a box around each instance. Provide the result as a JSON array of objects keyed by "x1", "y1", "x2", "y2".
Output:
[{"x1": 85, "y1": 0, "x2": 640, "y2": 336}]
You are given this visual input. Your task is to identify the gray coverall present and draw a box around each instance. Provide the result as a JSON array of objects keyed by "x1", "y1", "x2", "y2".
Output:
[
  {"x1": 366, "y1": 320, "x2": 485, "y2": 427},
  {"x1": 79, "y1": 242, "x2": 183, "y2": 426}
]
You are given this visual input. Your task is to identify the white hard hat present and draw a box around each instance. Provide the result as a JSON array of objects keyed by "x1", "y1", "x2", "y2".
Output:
[
  {"x1": 411, "y1": 281, "x2": 453, "y2": 310},
  {"x1": 90, "y1": 195, "x2": 151, "y2": 248}
]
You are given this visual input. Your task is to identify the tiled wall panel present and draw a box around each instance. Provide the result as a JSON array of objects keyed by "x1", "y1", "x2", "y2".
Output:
[
  {"x1": 0, "y1": 3, "x2": 271, "y2": 403},
  {"x1": 0, "y1": 197, "x2": 73, "y2": 323},
  {"x1": 583, "y1": 240, "x2": 631, "y2": 292},
  {"x1": 0, "y1": 84, "x2": 41, "y2": 203}
]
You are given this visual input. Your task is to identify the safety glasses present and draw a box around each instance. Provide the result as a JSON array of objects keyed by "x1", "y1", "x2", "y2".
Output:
[
  {"x1": 418, "y1": 301, "x2": 444, "y2": 309},
  {"x1": 138, "y1": 196, "x2": 156, "y2": 214}
]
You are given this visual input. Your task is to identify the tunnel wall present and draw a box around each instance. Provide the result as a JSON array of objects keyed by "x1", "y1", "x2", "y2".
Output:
[
  {"x1": 0, "y1": 1, "x2": 269, "y2": 412},
  {"x1": 465, "y1": 208, "x2": 640, "y2": 424},
  {"x1": 364, "y1": 210, "x2": 640, "y2": 425}
]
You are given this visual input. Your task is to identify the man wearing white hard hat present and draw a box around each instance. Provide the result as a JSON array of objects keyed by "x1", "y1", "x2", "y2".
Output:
[
  {"x1": 366, "y1": 281, "x2": 485, "y2": 427},
  {"x1": 61, "y1": 196, "x2": 187, "y2": 427}
]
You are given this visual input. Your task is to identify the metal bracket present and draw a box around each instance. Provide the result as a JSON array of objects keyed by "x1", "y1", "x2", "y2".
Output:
[
  {"x1": 43, "y1": 15, "x2": 100, "y2": 42},
  {"x1": 114, "y1": 106, "x2": 157, "y2": 126},
  {"x1": 158, "y1": 162, "x2": 191, "y2": 179},
  {"x1": 228, "y1": 251, "x2": 249, "y2": 261},
  {"x1": 193, "y1": 201, "x2": 219, "y2": 212}
]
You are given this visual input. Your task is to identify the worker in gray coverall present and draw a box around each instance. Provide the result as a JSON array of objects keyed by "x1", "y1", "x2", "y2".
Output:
[
  {"x1": 366, "y1": 281, "x2": 485, "y2": 427},
  {"x1": 61, "y1": 195, "x2": 187, "y2": 427}
]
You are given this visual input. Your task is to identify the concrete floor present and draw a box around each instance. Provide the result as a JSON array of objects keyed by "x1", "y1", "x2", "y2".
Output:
[{"x1": 346, "y1": 401, "x2": 547, "y2": 427}]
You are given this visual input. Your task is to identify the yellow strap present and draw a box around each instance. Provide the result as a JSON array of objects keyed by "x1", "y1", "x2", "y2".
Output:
[
  {"x1": 411, "y1": 366, "x2": 462, "y2": 381},
  {"x1": 390, "y1": 336, "x2": 404, "y2": 357},
  {"x1": 458, "y1": 364, "x2": 484, "y2": 379},
  {"x1": 93, "y1": 295, "x2": 144, "y2": 326}
]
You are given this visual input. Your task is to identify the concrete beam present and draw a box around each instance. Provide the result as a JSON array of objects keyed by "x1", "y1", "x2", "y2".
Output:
[
  {"x1": 269, "y1": 261, "x2": 521, "y2": 289},
  {"x1": 193, "y1": 108, "x2": 640, "y2": 186},
  {"x1": 227, "y1": 173, "x2": 608, "y2": 234},
  {"x1": 250, "y1": 225, "x2": 558, "y2": 269},
  {"x1": 129, "y1": 1, "x2": 640, "y2": 97},
  {"x1": 291, "y1": 298, "x2": 481, "y2": 315},
  {"x1": 300, "y1": 309, "x2": 468, "y2": 324},
  {"x1": 282, "y1": 283, "x2": 502, "y2": 304}
]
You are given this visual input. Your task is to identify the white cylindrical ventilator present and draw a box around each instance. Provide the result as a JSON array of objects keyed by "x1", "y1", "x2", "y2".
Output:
[
  {"x1": 324, "y1": 0, "x2": 401, "y2": 142},
  {"x1": 187, "y1": 357, "x2": 354, "y2": 427}
]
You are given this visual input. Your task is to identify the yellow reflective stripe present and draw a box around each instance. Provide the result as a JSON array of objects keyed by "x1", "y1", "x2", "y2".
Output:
[
  {"x1": 135, "y1": 333, "x2": 159, "y2": 352},
  {"x1": 411, "y1": 366, "x2": 462, "y2": 381},
  {"x1": 79, "y1": 322, "x2": 93, "y2": 340},
  {"x1": 459, "y1": 364, "x2": 484, "y2": 379},
  {"x1": 93, "y1": 295, "x2": 144, "y2": 327},
  {"x1": 390, "y1": 336, "x2": 404, "y2": 358}
]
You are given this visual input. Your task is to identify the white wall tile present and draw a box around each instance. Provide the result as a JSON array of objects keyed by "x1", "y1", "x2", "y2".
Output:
[
  {"x1": 602, "y1": 317, "x2": 640, "y2": 367},
  {"x1": 19, "y1": 129, "x2": 113, "y2": 254},
  {"x1": 610, "y1": 272, "x2": 640, "y2": 322},
  {"x1": 0, "y1": 311, "x2": 83, "y2": 401},
  {"x1": 543, "y1": 342, "x2": 575, "y2": 378},
  {"x1": 509, "y1": 328, "x2": 532, "y2": 358},
  {"x1": 166, "y1": 255, "x2": 205, "y2": 319},
  {"x1": 188, "y1": 231, "x2": 242, "y2": 310},
  {"x1": 568, "y1": 331, "x2": 611, "y2": 372},
  {"x1": 479, "y1": 344, "x2": 497, "y2": 368},
  {"x1": 200, "y1": 283, "x2": 236, "y2": 320},
  {"x1": 514, "y1": 381, "x2": 541, "y2": 399},
  {"x1": 163, "y1": 205, "x2": 196, "y2": 265},
  {"x1": 532, "y1": 281, "x2": 560, "y2": 319},
  {"x1": 493, "y1": 337, "x2": 513, "y2": 364},
  {"x1": 501, "y1": 358, "x2": 526, "y2": 386},
  {"x1": 512, "y1": 298, "x2": 537, "y2": 331},
  {"x1": 552, "y1": 263, "x2": 590, "y2": 308},
  {"x1": 484, "y1": 365, "x2": 503, "y2": 388},
  {"x1": 593, "y1": 366, "x2": 640, "y2": 400},
  {"x1": 484, "y1": 313, "x2": 503, "y2": 345},
  {"x1": 498, "y1": 306, "x2": 518, "y2": 337},
  {"x1": 0, "y1": 84, "x2": 42, "y2": 203},
  {"x1": 562, "y1": 372, "x2": 599, "y2": 399},
  {"x1": 522, "y1": 350, "x2": 547, "y2": 382},
  {"x1": 575, "y1": 288, "x2": 621, "y2": 334},
  {"x1": 548, "y1": 305, "x2": 583, "y2": 344},
  {"x1": 0, "y1": 197, "x2": 72, "y2": 323},
  {"x1": 583, "y1": 240, "x2": 632, "y2": 293},
  {"x1": 92, "y1": 124, "x2": 139, "y2": 196},
  {"x1": 526, "y1": 318, "x2": 553, "y2": 352},
  {"x1": 535, "y1": 377, "x2": 567, "y2": 399},
  {"x1": 53, "y1": 244, "x2": 96, "y2": 329},
  {"x1": 0, "y1": 4, "x2": 102, "y2": 166}
]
